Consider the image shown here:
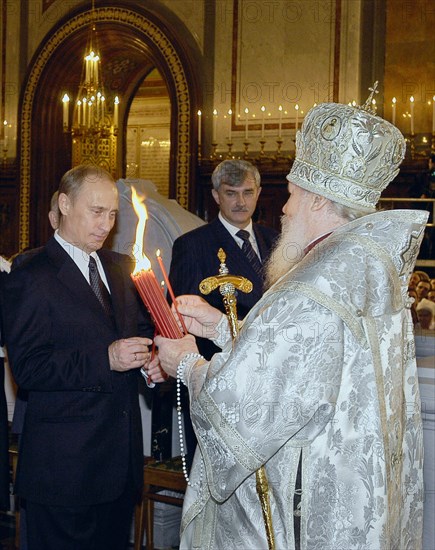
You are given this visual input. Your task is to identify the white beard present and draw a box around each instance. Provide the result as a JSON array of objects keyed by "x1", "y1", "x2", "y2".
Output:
[{"x1": 264, "y1": 215, "x2": 310, "y2": 289}]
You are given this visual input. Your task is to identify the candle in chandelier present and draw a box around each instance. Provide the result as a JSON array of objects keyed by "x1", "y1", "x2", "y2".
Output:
[
  {"x1": 432, "y1": 96, "x2": 435, "y2": 133},
  {"x1": 85, "y1": 55, "x2": 90, "y2": 84},
  {"x1": 114, "y1": 96, "x2": 119, "y2": 128},
  {"x1": 101, "y1": 96, "x2": 105, "y2": 126},
  {"x1": 62, "y1": 94, "x2": 69, "y2": 128},
  {"x1": 76, "y1": 100, "x2": 81, "y2": 126},
  {"x1": 197, "y1": 110, "x2": 202, "y2": 145},
  {"x1": 83, "y1": 98, "x2": 88, "y2": 128},
  {"x1": 96, "y1": 92, "x2": 101, "y2": 123},
  {"x1": 410, "y1": 96, "x2": 414, "y2": 134},
  {"x1": 278, "y1": 105, "x2": 283, "y2": 138},
  {"x1": 295, "y1": 104, "x2": 299, "y2": 132},
  {"x1": 260, "y1": 105, "x2": 266, "y2": 138},
  {"x1": 228, "y1": 109, "x2": 232, "y2": 141},
  {"x1": 244, "y1": 107, "x2": 249, "y2": 140},
  {"x1": 392, "y1": 97, "x2": 396, "y2": 126},
  {"x1": 89, "y1": 100, "x2": 93, "y2": 127},
  {"x1": 212, "y1": 109, "x2": 218, "y2": 142}
]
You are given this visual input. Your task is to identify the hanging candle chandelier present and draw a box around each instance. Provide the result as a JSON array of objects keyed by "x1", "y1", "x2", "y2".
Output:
[{"x1": 61, "y1": 1, "x2": 119, "y2": 173}]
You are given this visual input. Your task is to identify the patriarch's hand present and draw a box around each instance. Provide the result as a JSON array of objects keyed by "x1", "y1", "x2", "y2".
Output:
[
  {"x1": 173, "y1": 295, "x2": 223, "y2": 339},
  {"x1": 154, "y1": 334, "x2": 199, "y2": 379}
]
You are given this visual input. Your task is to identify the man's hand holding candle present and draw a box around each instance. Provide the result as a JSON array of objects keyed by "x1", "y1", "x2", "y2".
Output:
[{"x1": 108, "y1": 336, "x2": 152, "y2": 372}]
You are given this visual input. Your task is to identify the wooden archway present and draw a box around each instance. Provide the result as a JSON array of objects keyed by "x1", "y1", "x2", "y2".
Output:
[{"x1": 18, "y1": 4, "x2": 201, "y2": 249}]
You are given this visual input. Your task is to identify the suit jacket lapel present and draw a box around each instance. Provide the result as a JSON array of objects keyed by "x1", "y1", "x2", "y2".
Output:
[
  {"x1": 46, "y1": 238, "x2": 116, "y2": 331},
  {"x1": 253, "y1": 225, "x2": 269, "y2": 262},
  {"x1": 98, "y1": 250, "x2": 126, "y2": 334}
]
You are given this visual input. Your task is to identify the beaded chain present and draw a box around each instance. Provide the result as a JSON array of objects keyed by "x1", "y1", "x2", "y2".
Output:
[{"x1": 176, "y1": 352, "x2": 203, "y2": 486}]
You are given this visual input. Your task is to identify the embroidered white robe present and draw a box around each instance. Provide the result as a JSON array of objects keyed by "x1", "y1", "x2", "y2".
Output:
[{"x1": 180, "y1": 210, "x2": 426, "y2": 550}]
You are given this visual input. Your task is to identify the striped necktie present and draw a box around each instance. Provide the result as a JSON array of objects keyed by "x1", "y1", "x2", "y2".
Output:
[
  {"x1": 88, "y1": 256, "x2": 113, "y2": 317},
  {"x1": 236, "y1": 229, "x2": 263, "y2": 278}
]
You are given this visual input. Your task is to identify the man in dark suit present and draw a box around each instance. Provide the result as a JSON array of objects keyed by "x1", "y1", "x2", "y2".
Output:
[
  {"x1": 2, "y1": 165, "x2": 156, "y2": 550},
  {"x1": 168, "y1": 160, "x2": 278, "y2": 467},
  {"x1": 0, "y1": 257, "x2": 11, "y2": 513},
  {"x1": 169, "y1": 159, "x2": 278, "y2": 359}
]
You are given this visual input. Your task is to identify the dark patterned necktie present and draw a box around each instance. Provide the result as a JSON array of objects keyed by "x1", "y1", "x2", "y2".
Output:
[
  {"x1": 88, "y1": 256, "x2": 113, "y2": 316},
  {"x1": 236, "y1": 229, "x2": 263, "y2": 278}
]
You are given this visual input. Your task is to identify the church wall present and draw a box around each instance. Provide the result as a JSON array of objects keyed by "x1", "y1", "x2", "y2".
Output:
[{"x1": 384, "y1": 0, "x2": 435, "y2": 138}]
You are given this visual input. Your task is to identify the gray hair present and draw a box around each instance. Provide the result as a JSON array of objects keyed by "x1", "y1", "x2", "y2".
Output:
[
  {"x1": 326, "y1": 200, "x2": 367, "y2": 221},
  {"x1": 211, "y1": 160, "x2": 261, "y2": 190}
]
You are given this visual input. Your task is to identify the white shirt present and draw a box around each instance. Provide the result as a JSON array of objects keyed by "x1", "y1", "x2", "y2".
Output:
[
  {"x1": 218, "y1": 212, "x2": 261, "y2": 258},
  {"x1": 54, "y1": 231, "x2": 111, "y2": 292}
]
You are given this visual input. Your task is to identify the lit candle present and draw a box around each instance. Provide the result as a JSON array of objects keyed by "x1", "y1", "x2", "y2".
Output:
[
  {"x1": 197, "y1": 110, "x2": 202, "y2": 145},
  {"x1": 62, "y1": 94, "x2": 69, "y2": 128},
  {"x1": 244, "y1": 108, "x2": 249, "y2": 140},
  {"x1": 96, "y1": 92, "x2": 101, "y2": 123},
  {"x1": 83, "y1": 98, "x2": 87, "y2": 127},
  {"x1": 88, "y1": 100, "x2": 92, "y2": 128},
  {"x1": 228, "y1": 109, "x2": 232, "y2": 141},
  {"x1": 278, "y1": 105, "x2": 283, "y2": 138},
  {"x1": 76, "y1": 100, "x2": 81, "y2": 126},
  {"x1": 261, "y1": 105, "x2": 266, "y2": 138},
  {"x1": 114, "y1": 96, "x2": 119, "y2": 128},
  {"x1": 130, "y1": 188, "x2": 183, "y2": 340},
  {"x1": 432, "y1": 96, "x2": 435, "y2": 133},
  {"x1": 3, "y1": 120, "x2": 8, "y2": 148},
  {"x1": 295, "y1": 104, "x2": 299, "y2": 132},
  {"x1": 392, "y1": 97, "x2": 396, "y2": 126},
  {"x1": 101, "y1": 96, "x2": 105, "y2": 126},
  {"x1": 410, "y1": 96, "x2": 414, "y2": 134},
  {"x1": 212, "y1": 109, "x2": 218, "y2": 143}
]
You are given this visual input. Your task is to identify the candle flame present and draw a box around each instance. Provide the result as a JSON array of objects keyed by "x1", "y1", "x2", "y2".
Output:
[{"x1": 131, "y1": 186, "x2": 151, "y2": 274}]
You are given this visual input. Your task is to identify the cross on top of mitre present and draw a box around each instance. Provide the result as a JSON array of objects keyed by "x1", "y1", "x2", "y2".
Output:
[{"x1": 360, "y1": 81, "x2": 379, "y2": 114}]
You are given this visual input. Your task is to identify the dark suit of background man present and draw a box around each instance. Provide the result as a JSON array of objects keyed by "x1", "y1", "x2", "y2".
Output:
[
  {"x1": 0, "y1": 256, "x2": 11, "y2": 513},
  {"x1": 2, "y1": 164, "x2": 156, "y2": 550},
  {"x1": 169, "y1": 159, "x2": 278, "y2": 465}
]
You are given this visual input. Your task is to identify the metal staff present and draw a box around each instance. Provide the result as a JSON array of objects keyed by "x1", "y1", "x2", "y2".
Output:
[{"x1": 200, "y1": 248, "x2": 275, "y2": 550}]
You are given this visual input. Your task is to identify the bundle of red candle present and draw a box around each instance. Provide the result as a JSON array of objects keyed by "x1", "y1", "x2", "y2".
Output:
[
  {"x1": 131, "y1": 267, "x2": 183, "y2": 339},
  {"x1": 129, "y1": 186, "x2": 186, "y2": 340}
]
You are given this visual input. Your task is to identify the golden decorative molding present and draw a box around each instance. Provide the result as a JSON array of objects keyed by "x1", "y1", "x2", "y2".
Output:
[{"x1": 19, "y1": 7, "x2": 191, "y2": 250}]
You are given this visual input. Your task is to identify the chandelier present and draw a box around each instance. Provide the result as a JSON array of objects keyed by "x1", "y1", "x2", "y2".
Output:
[{"x1": 61, "y1": 2, "x2": 119, "y2": 174}]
